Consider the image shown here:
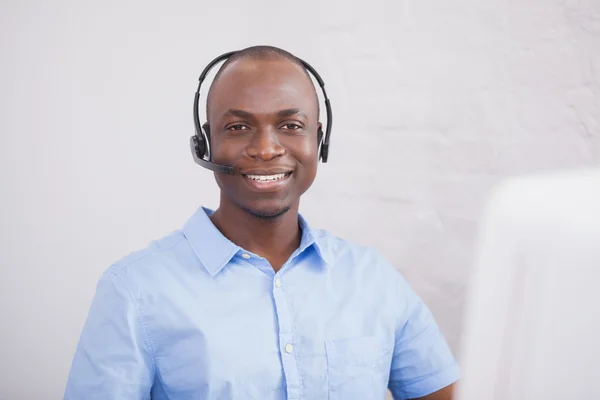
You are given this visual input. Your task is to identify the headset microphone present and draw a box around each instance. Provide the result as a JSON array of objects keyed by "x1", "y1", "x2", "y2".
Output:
[
  {"x1": 189, "y1": 137, "x2": 235, "y2": 174},
  {"x1": 190, "y1": 50, "x2": 332, "y2": 174}
]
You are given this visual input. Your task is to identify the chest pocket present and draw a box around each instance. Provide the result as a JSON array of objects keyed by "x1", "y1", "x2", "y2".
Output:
[{"x1": 325, "y1": 336, "x2": 391, "y2": 399}]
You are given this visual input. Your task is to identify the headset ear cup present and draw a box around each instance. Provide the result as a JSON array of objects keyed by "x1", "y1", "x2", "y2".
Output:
[
  {"x1": 202, "y1": 123, "x2": 211, "y2": 138},
  {"x1": 192, "y1": 135, "x2": 206, "y2": 159},
  {"x1": 317, "y1": 127, "x2": 324, "y2": 160},
  {"x1": 201, "y1": 123, "x2": 211, "y2": 158}
]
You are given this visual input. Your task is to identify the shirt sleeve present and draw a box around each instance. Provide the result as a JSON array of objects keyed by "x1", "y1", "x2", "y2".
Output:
[
  {"x1": 63, "y1": 269, "x2": 155, "y2": 399},
  {"x1": 388, "y1": 272, "x2": 461, "y2": 399}
]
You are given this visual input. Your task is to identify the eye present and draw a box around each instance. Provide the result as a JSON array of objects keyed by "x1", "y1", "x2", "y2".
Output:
[
  {"x1": 227, "y1": 124, "x2": 249, "y2": 131},
  {"x1": 281, "y1": 123, "x2": 302, "y2": 130}
]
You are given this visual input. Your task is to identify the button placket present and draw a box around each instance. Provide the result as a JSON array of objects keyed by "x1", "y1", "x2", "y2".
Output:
[{"x1": 272, "y1": 275, "x2": 301, "y2": 399}]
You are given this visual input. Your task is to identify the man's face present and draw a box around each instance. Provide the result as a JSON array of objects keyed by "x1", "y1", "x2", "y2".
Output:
[{"x1": 206, "y1": 58, "x2": 321, "y2": 219}]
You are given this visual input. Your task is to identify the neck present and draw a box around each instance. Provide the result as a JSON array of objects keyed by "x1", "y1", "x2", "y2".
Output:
[{"x1": 210, "y1": 197, "x2": 302, "y2": 272}]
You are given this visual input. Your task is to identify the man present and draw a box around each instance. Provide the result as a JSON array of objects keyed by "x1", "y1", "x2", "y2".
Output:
[{"x1": 64, "y1": 45, "x2": 460, "y2": 399}]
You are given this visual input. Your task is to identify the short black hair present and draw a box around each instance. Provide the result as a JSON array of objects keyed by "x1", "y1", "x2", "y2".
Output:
[{"x1": 205, "y1": 45, "x2": 319, "y2": 120}]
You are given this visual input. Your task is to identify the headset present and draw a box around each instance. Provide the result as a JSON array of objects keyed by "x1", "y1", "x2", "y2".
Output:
[{"x1": 190, "y1": 50, "x2": 332, "y2": 174}]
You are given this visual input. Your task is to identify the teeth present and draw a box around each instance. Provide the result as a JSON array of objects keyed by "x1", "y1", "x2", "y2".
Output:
[{"x1": 246, "y1": 173, "x2": 287, "y2": 182}]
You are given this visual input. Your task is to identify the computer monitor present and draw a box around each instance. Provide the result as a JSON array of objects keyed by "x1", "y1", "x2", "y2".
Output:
[{"x1": 455, "y1": 168, "x2": 600, "y2": 400}]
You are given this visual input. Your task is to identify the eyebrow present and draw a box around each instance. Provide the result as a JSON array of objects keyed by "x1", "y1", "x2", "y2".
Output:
[
  {"x1": 223, "y1": 108, "x2": 308, "y2": 120},
  {"x1": 224, "y1": 109, "x2": 254, "y2": 119},
  {"x1": 276, "y1": 108, "x2": 307, "y2": 119}
]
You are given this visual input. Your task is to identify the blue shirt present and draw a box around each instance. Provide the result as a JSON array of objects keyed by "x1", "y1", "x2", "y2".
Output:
[{"x1": 64, "y1": 207, "x2": 459, "y2": 399}]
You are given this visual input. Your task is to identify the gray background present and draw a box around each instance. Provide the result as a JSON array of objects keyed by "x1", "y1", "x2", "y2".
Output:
[{"x1": 1, "y1": 0, "x2": 599, "y2": 398}]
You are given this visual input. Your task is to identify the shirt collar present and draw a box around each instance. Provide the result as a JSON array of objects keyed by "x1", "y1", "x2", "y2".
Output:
[
  {"x1": 297, "y1": 212, "x2": 333, "y2": 266},
  {"x1": 182, "y1": 207, "x2": 239, "y2": 277},
  {"x1": 182, "y1": 207, "x2": 333, "y2": 277}
]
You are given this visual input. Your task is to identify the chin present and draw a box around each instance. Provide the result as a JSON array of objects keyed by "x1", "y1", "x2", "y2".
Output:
[{"x1": 242, "y1": 204, "x2": 291, "y2": 220}]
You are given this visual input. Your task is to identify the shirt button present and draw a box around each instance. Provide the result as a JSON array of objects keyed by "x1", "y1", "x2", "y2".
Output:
[
  {"x1": 285, "y1": 343, "x2": 293, "y2": 353},
  {"x1": 241, "y1": 253, "x2": 250, "y2": 259},
  {"x1": 275, "y1": 278, "x2": 281, "y2": 288}
]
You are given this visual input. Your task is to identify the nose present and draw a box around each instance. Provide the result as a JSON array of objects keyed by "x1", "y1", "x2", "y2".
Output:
[{"x1": 245, "y1": 126, "x2": 285, "y2": 161}]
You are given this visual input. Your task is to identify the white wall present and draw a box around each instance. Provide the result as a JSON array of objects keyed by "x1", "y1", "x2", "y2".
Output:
[{"x1": 1, "y1": 0, "x2": 599, "y2": 398}]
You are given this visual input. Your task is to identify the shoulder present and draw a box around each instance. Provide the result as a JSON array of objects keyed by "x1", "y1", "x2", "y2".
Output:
[
  {"x1": 101, "y1": 229, "x2": 189, "y2": 290},
  {"x1": 313, "y1": 228, "x2": 411, "y2": 291},
  {"x1": 313, "y1": 228, "x2": 428, "y2": 332}
]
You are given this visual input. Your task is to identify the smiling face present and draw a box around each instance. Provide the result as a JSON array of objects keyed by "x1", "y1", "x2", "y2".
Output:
[{"x1": 206, "y1": 57, "x2": 321, "y2": 220}]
